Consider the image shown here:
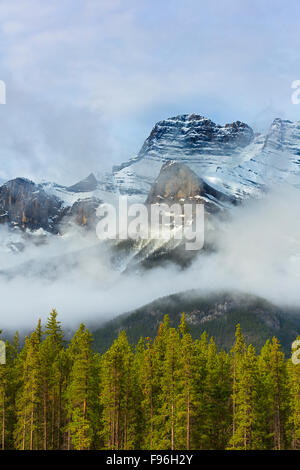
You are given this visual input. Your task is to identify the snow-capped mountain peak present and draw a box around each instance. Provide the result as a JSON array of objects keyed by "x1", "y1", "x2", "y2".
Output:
[{"x1": 2, "y1": 113, "x2": 300, "y2": 237}]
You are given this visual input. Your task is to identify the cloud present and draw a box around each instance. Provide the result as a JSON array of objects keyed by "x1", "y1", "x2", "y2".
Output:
[
  {"x1": 0, "y1": 186, "x2": 300, "y2": 333},
  {"x1": 0, "y1": 85, "x2": 112, "y2": 185},
  {"x1": 0, "y1": 1, "x2": 300, "y2": 334},
  {"x1": 1, "y1": 0, "x2": 300, "y2": 182}
]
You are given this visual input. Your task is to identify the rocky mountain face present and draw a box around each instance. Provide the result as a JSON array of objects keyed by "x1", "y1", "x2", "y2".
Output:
[
  {"x1": 0, "y1": 178, "x2": 63, "y2": 233},
  {"x1": 110, "y1": 162, "x2": 212, "y2": 273},
  {"x1": 63, "y1": 197, "x2": 102, "y2": 228},
  {"x1": 0, "y1": 176, "x2": 102, "y2": 233},
  {"x1": 139, "y1": 114, "x2": 254, "y2": 158},
  {"x1": 146, "y1": 160, "x2": 234, "y2": 211},
  {"x1": 113, "y1": 114, "x2": 256, "y2": 199},
  {"x1": 146, "y1": 161, "x2": 203, "y2": 205},
  {"x1": 1, "y1": 113, "x2": 300, "y2": 237},
  {"x1": 1, "y1": 113, "x2": 300, "y2": 348},
  {"x1": 113, "y1": 115, "x2": 300, "y2": 200}
]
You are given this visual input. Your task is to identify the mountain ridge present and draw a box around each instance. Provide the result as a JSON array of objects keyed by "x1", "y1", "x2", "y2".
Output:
[
  {"x1": 92, "y1": 289, "x2": 300, "y2": 355},
  {"x1": 1, "y1": 113, "x2": 300, "y2": 236}
]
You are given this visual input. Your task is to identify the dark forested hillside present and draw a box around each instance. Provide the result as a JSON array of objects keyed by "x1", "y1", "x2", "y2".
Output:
[
  {"x1": 92, "y1": 291, "x2": 300, "y2": 355},
  {"x1": 1, "y1": 309, "x2": 300, "y2": 450}
]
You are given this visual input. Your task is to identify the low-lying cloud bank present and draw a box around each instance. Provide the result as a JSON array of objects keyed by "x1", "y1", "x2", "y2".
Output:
[{"x1": 0, "y1": 185, "x2": 300, "y2": 332}]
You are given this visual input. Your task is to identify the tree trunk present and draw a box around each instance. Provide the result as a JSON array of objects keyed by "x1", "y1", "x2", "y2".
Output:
[
  {"x1": 43, "y1": 390, "x2": 47, "y2": 450},
  {"x1": 22, "y1": 406, "x2": 27, "y2": 450},
  {"x1": 51, "y1": 397, "x2": 55, "y2": 449},
  {"x1": 1, "y1": 390, "x2": 5, "y2": 450},
  {"x1": 30, "y1": 409, "x2": 34, "y2": 450},
  {"x1": 187, "y1": 391, "x2": 190, "y2": 451}
]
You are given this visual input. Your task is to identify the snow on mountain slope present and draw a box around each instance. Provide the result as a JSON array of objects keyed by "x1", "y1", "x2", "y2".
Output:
[
  {"x1": 41, "y1": 171, "x2": 117, "y2": 208},
  {"x1": 2, "y1": 113, "x2": 300, "y2": 239},
  {"x1": 29, "y1": 114, "x2": 300, "y2": 215},
  {"x1": 112, "y1": 114, "x2": 256, "y2": 199},
  {"x1": 112, "y1": 115, "x2": 300, "y2": 200},
  {"x1": 41, "y1": 182, "x2": 89, "y2": 208},
  {"x1": 231, "y1": 119, "x2": 300, "y2": 191}
]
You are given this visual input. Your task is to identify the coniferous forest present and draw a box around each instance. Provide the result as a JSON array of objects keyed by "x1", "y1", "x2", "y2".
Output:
[{"x1": 0, "y1": 310, "x2": 300, "y2": 451}]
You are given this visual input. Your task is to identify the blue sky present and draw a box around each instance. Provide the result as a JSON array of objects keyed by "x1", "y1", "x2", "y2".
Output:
[{"x1": 0, "y1": 0, "x2": 300, "y2": 184}]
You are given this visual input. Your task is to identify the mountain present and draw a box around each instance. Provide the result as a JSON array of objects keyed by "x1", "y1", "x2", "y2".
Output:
[
  {"x1": 146, "y1": 160, "x2": 234, "y2": 211},
  {"x1": 113, "y1": 114, "x2": 256, "y2": 199},
  {"x1": 113, "y1": 115, "x2": 300, "y2": 200},
  {"x1": 0, "y1": 177, "x2": 104, "y2": 234},
  {"x1": 1, "y1": 113, "x2": 300, "y2": 237},
  {"x1": 146, "y1": 161, "x2": 203, "y2": 205},
  {"x1": 231, "y1": 118, "x2": 300, "y2": 190},
  {"x1": 108, "y1": 161, "x2": 224, "y2": 272},
  {"x1": 67, "y1": 172, "x2": 98, "y2": 192},
  {"x1": 0, "y1": 170, "x2": 114, "y2": 233},
  {"x1": 92, "y1": 290, "x2": 300, "y2": 355},
  {"x1": 1, "y1": 113, "x2": 300, "y2": 351},
  {"x1": 0, "y1": 178, "x2": 64, "y2": 233}
]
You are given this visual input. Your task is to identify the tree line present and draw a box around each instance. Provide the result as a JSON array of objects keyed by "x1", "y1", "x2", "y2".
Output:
[{"x1": 0, "y1": 309, "x2": 300, "y2": 450}]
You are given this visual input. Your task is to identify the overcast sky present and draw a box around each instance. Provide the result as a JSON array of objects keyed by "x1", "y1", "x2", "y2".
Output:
[{"x1": 0, "y1": 0, "x2": 300, "y2": 184}]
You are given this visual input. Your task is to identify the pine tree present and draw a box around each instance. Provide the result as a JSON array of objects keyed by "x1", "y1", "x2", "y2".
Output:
[
  {"x1": 155, "y1": 327, "x2": 181, "y2": 449},
  {"x1": 191, "y1": 332, "x2": 209, "y2": 449},
  {"x1": 257, "y1": 337, "x2": 289, "y2": 450},
  {"x1": 100, "y1": 330, "x2": 137, "y2": 450},
  {"x1": 1, "y1": 313, "x2": 299, "y2": 451},
  {"x1": 138, "y1": 337, "x2": 158, "y2": 449},
  {"x1": 177, "y1": 314, "x2": 195, "y2": 450},
  {"x1": 230, "y1": 324, "x2": 246, "y2": 447},
  {"x1": 65, "y1": 324, "x2": 98, "y2": 450},
  {"x1": 0, "y1": 332, "x2": 20, "y2": 450},
  {"x1": 39, "y1": 309, "x2": 65, "y2": 449},
  {"x1": 287, "y1": 336, "x2": 300, "y2": 449},
  {"x1": 229, "y1": 344, "x2": 258, "y2": 449},
  {"x1": 14, "y1": 330, "x2": 42, "y2": 450},
  {"x1": 0, "y1": 336, "x2": 7, "y2": 450},
  {"x1": 201, "y1": 339, "x2": 232, "y2": 449}
]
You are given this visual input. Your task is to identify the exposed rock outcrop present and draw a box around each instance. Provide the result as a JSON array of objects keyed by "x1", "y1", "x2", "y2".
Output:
[
  {"x1": 0, "y1": 178, "x2": 63, "y2": 233},
  {"x1": 146, "y1": 161, "x2": 203, "y2": 205}
]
